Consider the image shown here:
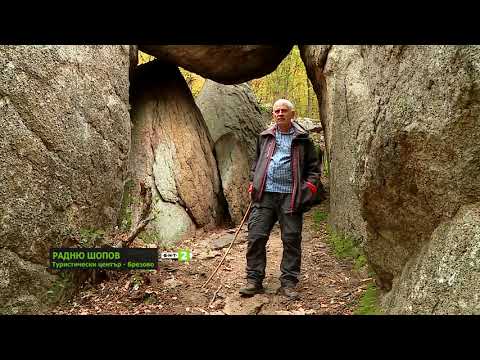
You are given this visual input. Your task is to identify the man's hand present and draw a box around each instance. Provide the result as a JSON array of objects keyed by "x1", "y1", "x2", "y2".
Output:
[
  {"x1": 248, "y1": 183, "x2": 253, "y2": 201},
  {"x1": 305, "y1": 181, "x2": 317, "y2": 195}
]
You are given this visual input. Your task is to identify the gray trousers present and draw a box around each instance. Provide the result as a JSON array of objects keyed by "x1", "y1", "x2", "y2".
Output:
[{"x1": 246, "y1": 192, "x2": 303, "y2": 288}]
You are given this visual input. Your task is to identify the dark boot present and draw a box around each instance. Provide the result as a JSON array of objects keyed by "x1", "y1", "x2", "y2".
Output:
[
  {"x1": 239, "y1": 281, "x2": 264, "y2": 297},
  {"x1": 278, "y1": 286, "x2": 300, "y2": 300}
]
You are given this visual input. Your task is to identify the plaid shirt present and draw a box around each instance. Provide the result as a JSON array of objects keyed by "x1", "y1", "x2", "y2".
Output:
[{"x1": 265, "y1": 126, "x2": 294, "y2": 193}]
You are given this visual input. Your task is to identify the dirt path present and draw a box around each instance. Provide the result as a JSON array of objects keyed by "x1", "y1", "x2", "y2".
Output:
[{"x1": 49, "y1": 200, "x2": 369, "y2": 315}]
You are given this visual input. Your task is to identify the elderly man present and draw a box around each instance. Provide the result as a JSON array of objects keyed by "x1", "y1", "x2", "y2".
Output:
[{"x1": 239, "y1": 99, "x2": 321, "y2": 299}]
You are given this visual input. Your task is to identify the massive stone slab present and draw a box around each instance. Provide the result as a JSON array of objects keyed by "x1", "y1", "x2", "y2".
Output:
[{"x1": 139, "y1": 45, "x2": 293, "y2": 84}]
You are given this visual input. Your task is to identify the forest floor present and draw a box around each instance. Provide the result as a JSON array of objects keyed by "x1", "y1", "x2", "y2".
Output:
[{"x1": 48, "y1": 197, "x2": 373, "y2": 315}]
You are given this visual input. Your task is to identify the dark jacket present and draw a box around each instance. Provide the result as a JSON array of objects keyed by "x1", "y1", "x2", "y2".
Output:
[{"x1": 250, "y1": 121, "x2": 321, "y2": 213}]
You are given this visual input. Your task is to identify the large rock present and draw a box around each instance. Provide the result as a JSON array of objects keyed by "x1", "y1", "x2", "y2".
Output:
[
  {"x1": 0, "y1": 249, "x2": 57, "y2": 314},
  {"x1": 301, "y1": 45, "x2": 480, "y2": 313},
  {"x1": 196, "y1": 80, "x2": 265, "y2": 223},
  {"x1": 125, "y1": 60, "x2": 226, "y2": 245},
  {"x1": 383, "y1": 202, "x2": 480, "y2": 314},
  {"x1": 139, "y1": 45, "x2": 293, "y2": 85},
  {"x1": 0, "y1": 45, "x2": 131, "y2": 313},
  {"x1": 129, "y1": 45, "x2": 138, "y2": 78},
  {"x1": 301, "y1": 45, "x2": 368, "y2": 243},
  {"x1": 294, "y1": 117, "x2": 323, "y2": 134}
]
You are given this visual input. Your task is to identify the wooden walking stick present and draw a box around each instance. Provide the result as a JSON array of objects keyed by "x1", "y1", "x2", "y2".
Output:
[{"x1": 201, "y1": 201, "x2": 253, "y2": 289}]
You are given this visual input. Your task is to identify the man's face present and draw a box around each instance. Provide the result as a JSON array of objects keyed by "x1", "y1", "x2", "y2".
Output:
[{"x1": 273, "y1": 103, "x2": 295, "y2": 128}]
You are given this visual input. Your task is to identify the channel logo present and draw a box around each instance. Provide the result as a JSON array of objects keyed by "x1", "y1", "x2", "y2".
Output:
[{"x1": 160, "y1": 249, "x2": 192, "y2": 263}]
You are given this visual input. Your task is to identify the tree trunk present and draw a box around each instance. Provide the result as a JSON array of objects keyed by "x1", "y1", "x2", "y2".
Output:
[{"x1": 307, "y1": 76, "x2": 312, "y2": 117}]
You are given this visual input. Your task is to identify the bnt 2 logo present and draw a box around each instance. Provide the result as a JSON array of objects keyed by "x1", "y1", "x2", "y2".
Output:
[{"x1": 160, "y1": 249, "x2": 192, "y2": 263}]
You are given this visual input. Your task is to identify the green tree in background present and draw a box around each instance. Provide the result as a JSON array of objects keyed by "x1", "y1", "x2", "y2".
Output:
[
  {"x1": 138, "y1": 51, "x2": 155, "y2": 65},
  {"x1": 250, "y1": 46, "x2": 319, "y2": 120},
  {"x1": 137, "y1": 51, "x2": 205, "y2": 97},
  {"x1": 179, "y1": 69, "x2": 205, "y2": 97}
]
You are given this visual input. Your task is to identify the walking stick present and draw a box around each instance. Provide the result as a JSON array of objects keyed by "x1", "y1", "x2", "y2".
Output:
[{"x1": 201, "y1": 201, "x2": 253, "y2": 289}]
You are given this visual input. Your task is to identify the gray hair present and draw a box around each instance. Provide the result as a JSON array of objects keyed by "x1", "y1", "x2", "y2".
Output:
[{"x1": 273, "y1": 99, "x2": 295, "y2": 111}]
